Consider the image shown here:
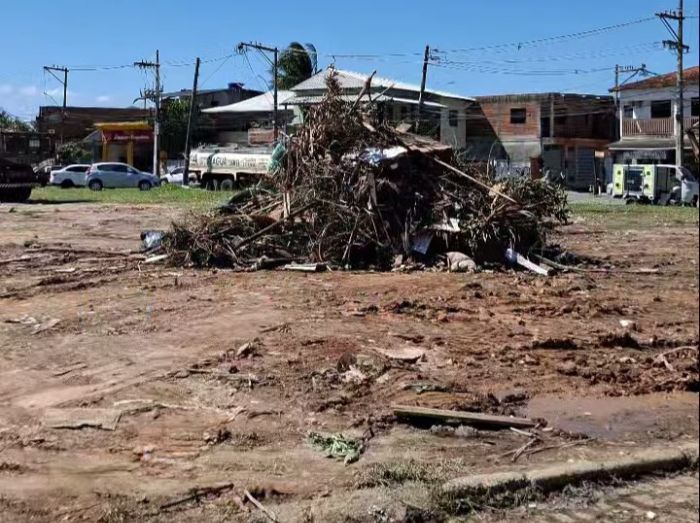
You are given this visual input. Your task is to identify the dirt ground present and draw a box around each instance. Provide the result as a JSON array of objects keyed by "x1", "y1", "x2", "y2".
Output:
[{"x1": 0, "y1": 201, "x2": 698, "y2": 522}]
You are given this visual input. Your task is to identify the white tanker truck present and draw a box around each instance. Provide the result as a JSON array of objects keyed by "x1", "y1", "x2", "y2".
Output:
[{"x1": 188, "y1": 146, "x2": 273, "y2": 190}]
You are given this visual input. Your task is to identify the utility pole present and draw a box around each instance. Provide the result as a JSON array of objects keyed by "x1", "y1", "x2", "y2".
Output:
[
  {"x1": 657, "y1": 0, "x2": 688, "y2": 167},
  {"x1": 614, "y1": 64, "x2": 648, "y2": 139},
  {"x1": 416, "y1": 45, "x2": 430, "y2": 132},
  {"x1": 237, "y1": 42, "x2": 280, "y2": 140},
  {"x1": 182, "y1": 58, "x2": 201, "y2": 188},
  {"x1": 134, "y1": 51, "x2": 162, "y2": 175},
  {"x1": 43, "y1": 66, "x2": 69, "y2": 146}
]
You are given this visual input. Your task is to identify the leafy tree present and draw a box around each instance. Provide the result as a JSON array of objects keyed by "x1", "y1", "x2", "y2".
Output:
[
  {"x1": 0, "y1": 109, "x2": 32, "y2": 132},
  {"x1": 160, "y1": 98, "x2": 191, "y2": 157},
  {"x1": 57, "y1": 142, "x2": 90, "y2": 164},
  {"x1": 275, "y1": 42, "x2": 318, "y2": 89}
]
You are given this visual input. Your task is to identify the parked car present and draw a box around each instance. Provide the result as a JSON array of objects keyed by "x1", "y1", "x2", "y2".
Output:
[
  {"x1": 161, "y1": 166, "x2": 199, "y2": 185},
  {"x1": 86, "y1": 163, "x2": 161, "y2": 191},
  {"x1": 49, "y1": 164, "x2": 91, "y2": 188}
]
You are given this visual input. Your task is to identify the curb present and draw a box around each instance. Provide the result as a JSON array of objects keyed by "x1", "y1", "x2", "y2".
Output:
[{"x1": 442, "y1": 441, "x2": 699, "y2": 499}]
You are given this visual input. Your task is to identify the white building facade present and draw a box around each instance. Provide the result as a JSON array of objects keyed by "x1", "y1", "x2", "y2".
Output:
[{"x1": 609, "y1": 66, "x2": 699, "y2": 166}]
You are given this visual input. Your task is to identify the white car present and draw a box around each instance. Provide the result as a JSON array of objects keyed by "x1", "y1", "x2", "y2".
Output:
[
  {"x1": 49, "y1": 164, "x2": 91, "y2": 188},
  {"x1": 86, "y1": 163, "x2": 161, "y2": 191},
  {"x1": 161, "y1": 167, "x2": 198, "y2": 185}
]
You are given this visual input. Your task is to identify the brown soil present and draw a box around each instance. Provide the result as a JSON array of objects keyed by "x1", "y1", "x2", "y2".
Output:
[{"x1": 0, "y1": 202, "x2": 697, "y2": 522}]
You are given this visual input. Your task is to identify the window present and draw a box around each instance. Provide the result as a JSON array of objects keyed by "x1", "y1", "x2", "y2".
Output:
[
  {"x1": 399, "y1": 105, "x2": 410, "y2": 121},
  {"x1": 67, "y1": 166, "x2": 87, "y2": 172},
  {"x1": 448, "y1": 110, "x2": 459, "y2": 127},
  {"x1": 510, "y1": 108, "x2": 527, "y2": 124},
  {"x1": 623, "y1": 105, "x2": 633, "y2": 118},
  {"x1": 210, "y1": 100, "x2": 219, "y2": 107},
  {"x1": 111, "y1": 164, "x2": 128, "y2": 173},
  {"x1": 650, "y1": 100, "x2": 672, "y2": 118},
  {"x1": 554, "y1": 115, "x2": 567, "y2": 125},
  {"x1": 692, "y1": 97, "x2": 699, "y2": 117}
]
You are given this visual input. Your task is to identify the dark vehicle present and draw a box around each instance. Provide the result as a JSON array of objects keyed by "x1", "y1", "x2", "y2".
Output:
[
  {"x1": 35, "y1": 164, "x2": 61, "y2": 187},
  {"x1": 0, "y1": 157, "x2": 37, "y2": 202}
]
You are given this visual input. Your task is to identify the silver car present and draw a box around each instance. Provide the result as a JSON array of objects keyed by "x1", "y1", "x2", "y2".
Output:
[{"x1": 86, "y1": 163, "x2": 160, "y2": 191}]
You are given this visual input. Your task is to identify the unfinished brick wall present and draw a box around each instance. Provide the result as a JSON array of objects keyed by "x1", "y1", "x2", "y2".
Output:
[{"x1": 469, "y1": 101, "x2": 541, "y2": 138}]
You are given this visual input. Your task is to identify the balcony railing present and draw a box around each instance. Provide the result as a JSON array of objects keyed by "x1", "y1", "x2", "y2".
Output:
[{"x1": 622, "y1": 116, "x2": 699, "y2": 137}]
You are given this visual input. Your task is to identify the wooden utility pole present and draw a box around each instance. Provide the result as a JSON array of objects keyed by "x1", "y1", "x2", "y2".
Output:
[
  {"x1": 134, "y1": 51, "x2": 162, "y2": 175},
  {"x1": 182, "y1": 57, "x2": 201, "y2": 187},
  {"x1": 43, "y1": 66, "x2": 69, "y2": 146},
  {"x1": 237, "y1": 42, "x2": 280, "y2": 140},
  {"x1": 416, "y1": 45, "x2": 430, "y2": 131},
  {"x1": 657, "y1": 0, "x2": 688, "y2": 167}
]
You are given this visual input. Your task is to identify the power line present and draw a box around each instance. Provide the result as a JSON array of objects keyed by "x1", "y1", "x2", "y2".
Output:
[{"x1": 434, "y1": 16, "x2": 657, "y2": 54}]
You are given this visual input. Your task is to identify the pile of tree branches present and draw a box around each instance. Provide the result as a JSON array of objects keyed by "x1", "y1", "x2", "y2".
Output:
[{"x1": 163, "y1": 71, "x2": 568, "y2": 270}]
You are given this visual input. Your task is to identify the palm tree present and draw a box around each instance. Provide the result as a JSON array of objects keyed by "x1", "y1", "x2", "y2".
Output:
[{"x1": 275, "y1": 42, "x2": 318, "y2": 89}]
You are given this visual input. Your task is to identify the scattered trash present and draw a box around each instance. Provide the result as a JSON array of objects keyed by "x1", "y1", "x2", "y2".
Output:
[
  {"x1": 144, "y1": 254, "x2": 168, "y2": 264},
  {"x1": 283, "y1": 262, "x2": 327, "y2": 272},
  {"x1": 403, "y1": 381, "x2": 449, "y2": 394},
  {"x1": 374, "y1": 346, "x2": 425, "y2": 363},
  {"x1": 446, "y1": 251, "x2": 477, "y2": 273},
  {"x1": 307, "y1": 432, "x2": 365, "y2": 464},
  {"x1": 506, "y1": 248, "x2": 550, "y2": 276},
  {"x1": 236, "y1": 341, "x2": 257, "y2": 359},
  {"x1": 31, "y1": 317, "x2": 60, "y2": 335},
  {"x1": 203, "y1": 427, "x2": 232, "y2": 446},
  {"x1": 619, "y1": 319, "x2": 638, "y2": 331},
  {"x1": 141, "y1": 230, "x2": 165, "y2": 252}
]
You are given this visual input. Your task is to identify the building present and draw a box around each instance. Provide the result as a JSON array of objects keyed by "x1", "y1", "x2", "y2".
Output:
[
  {"x1": 83, "y1": 121, "x2": 153, "y2": 171},
  {"x1": 464, "y1": 93, "x2": 615, "y2": 189},
  {"x1": 202, "y1": 90, "x2": 297, "y2": 145},
  {"x1": 162, "y1": 82, "x2": 262, "y2": 144},
  {"x1": 286, "y1": 68, "x2": 473, "y2": 149},
  {"x1": 608, "y1": 66, "x2": 699, "y2": 167},
  {"x1": 161, "y1": 82, "x2": 261, "y2": 110},
  {"x1": 35, "y1": 106, "x2": 151, "y2": 142}
]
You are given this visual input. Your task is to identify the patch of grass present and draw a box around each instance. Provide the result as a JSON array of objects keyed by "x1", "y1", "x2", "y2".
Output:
[
  {"x1": 356, "y1": 459, "x2": 466, "y2": 489},
  {"x1": 30, "y1": 184, "x2": 231, "y2": 210},
  {"x1": 570, "y1": 201, "x2": 699, "y2": 230}
]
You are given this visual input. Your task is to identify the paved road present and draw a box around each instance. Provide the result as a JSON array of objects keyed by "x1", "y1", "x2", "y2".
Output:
[
  {"x1": 567, "y1": 191, "x2": 622, "y2": 204},
  {"x1": 479, "y1": 473, "x2": 699, "y2": 522}
]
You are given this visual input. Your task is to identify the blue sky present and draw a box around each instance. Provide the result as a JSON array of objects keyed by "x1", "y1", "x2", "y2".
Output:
[{"x1": 1, "y1": 0, "x2": 698, "y2": 120}]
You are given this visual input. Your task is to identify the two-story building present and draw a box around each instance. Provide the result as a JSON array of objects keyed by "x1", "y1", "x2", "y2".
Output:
[
  {"x1": 464, "y1": 93, "x2": 616, "y2": 189},
  {"x1": 608, "y1": 66, "x2": 699, "y2": 167}
]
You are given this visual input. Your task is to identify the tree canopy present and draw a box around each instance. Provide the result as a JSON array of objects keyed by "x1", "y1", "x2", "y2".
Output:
[
  {"x1": 0, "y1": 109, "x2": 33, "y2": 132},
  {"x1": 276, "y1": 42, "x2": 318, "y2": 90}
]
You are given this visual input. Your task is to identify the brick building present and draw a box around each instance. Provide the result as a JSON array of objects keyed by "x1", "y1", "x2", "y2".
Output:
[{"x1": 464, "y1": 93, "x2": 615, "y2": 189}]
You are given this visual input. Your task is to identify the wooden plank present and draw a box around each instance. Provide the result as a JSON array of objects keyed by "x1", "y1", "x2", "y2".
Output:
[{"x1": 392, "y1": 405, "x2": 536, "y2": 429}]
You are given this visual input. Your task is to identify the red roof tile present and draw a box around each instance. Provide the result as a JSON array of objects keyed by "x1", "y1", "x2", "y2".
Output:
[{"x1": 612, "y1": 65, "x2": 699, "y2": 91}]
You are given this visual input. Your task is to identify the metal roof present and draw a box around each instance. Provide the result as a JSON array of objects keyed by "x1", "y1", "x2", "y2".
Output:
[
  {"x1": 291, "y1": 68, "x2": 473, "y2": 102},
  {"x1": 611, "y1": 66, "x2": 699, "y2": 92},
  {"x1": 284, "y1": 93, "x2": 446, "y2": 108},
  {"x1": 202, "y1": 91, "x2": 296, "y2": 113}
]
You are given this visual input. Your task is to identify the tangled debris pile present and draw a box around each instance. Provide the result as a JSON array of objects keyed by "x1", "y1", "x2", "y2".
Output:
[{"x1": 162, "y1": 71, "x2": 568, "y2": 270}]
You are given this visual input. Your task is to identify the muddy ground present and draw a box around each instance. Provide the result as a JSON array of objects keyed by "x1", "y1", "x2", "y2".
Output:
[{"x1": 0, "y1": 202, "x2": 697, "y2": 522}]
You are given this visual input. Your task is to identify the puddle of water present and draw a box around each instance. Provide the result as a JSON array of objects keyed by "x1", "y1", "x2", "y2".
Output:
[{"x1": 528, "y1": 392, "x2": 698, "y2": 440}]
